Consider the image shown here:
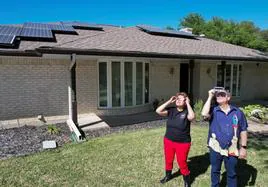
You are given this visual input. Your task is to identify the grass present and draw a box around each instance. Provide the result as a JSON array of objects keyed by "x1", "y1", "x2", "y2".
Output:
[{"x1": 0, "y1": 124, "x2": 267, "y2": 187}]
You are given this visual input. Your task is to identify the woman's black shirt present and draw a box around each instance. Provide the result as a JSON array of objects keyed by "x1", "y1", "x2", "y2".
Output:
[{"x1": 165, "y1": 107, "x2": 191, "y2": 142}]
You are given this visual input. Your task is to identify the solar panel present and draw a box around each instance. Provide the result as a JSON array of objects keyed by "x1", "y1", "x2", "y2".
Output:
[
  {"x1": 49, "y1": 24, "x2": 76, "y2": 32},
  {"x1": 62, "y1": 21, "x2": 103, "y2": 30},
  {"x1": 136, "y1": 25, "x2": 196, "y2": 38},
  {"x1": 23, "y1": 22, "x2": 51, "y2": 30},
  {"x1": 24, "y1": 22, "x2": 77, "y2": 33},
  {"x1": 0, "y1": 25, "x2": 22, "y2": 35},
  {"x1": 0, "y1": 34, "x2": 16, "y2": 44},
  {"x1": 20, "y1": 28, "x2": 53, "y2": 38}
]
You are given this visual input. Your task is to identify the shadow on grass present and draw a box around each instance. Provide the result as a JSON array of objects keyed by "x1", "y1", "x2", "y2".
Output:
[
  {"x1": 170, "y1": 153, "x2": 210, "y2": 184},
  {"x1": 188, "y1": 152, "x2": 210, "y2": 184},
  {"x1": 247, "y1": 132, "x2": 268, "y2": 151},
  {"x1": 220, "y1": 159, "x2": 257, "y2": 187}
]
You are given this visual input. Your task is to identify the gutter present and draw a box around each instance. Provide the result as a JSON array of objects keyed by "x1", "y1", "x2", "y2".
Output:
[
  {"x1": 0, "y1": 50, "x2": 42, "y2": 57},
  {"x1": 36, "y1": 47, "x2": 268, "y2": 62}
]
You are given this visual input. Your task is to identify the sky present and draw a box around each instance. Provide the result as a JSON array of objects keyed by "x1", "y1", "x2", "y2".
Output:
[{"x1": 0, "y1": 0, "x2": 267, "y2": 30}]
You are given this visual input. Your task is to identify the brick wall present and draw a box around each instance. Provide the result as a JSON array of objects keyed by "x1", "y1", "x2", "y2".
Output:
[
  {"x1": 150, "y1": 60, "x2": 180, "y2": 102},
  {"x1": 241, "y1": 62, "x2": 268, "y2": 100},
  {"x1": 76, "y1": 59, "x2": 98, "y2": 114},
  {"x1": 0, "y1": 57, "x2": 69, "y2": 120}
]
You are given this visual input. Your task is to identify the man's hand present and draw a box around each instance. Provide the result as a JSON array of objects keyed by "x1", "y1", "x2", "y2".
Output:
[
  {"x1": 239, "y1": 147, "x2": 247, "y2": 159},
  {"x1": 208, "y1": 89, "x2": 215, "y2": 98}
]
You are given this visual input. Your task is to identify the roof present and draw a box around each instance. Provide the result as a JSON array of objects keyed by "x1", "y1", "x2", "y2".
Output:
[{"x1": 0, "y1": 22, "x2": 268, "y2": 61}]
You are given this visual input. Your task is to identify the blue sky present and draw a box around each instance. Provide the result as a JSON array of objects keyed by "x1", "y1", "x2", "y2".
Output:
[{"x1": 1, "y1": 0, "x2": 267, "y2": 29}]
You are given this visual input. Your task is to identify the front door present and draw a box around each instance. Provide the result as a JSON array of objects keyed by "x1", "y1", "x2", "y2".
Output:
[{"x1": 180, "y1": 63, "x2": 189, "y2": 93}]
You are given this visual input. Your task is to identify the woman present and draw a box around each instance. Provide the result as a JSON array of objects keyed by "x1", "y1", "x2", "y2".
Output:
[{"x1": 156, "y1": 92, "x2": 195, "y2": 186}]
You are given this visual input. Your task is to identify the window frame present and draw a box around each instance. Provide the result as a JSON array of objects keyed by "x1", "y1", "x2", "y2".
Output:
[
  {"x1": 97, "y1": 59, "x2": 149, "y2": 108},
  {"x1": 216, "y1": 62, "x2": 243, "y2": 97}
]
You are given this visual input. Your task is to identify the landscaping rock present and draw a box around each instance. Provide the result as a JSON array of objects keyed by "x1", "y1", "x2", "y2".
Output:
[{"x1": 0, "y1": 123, "x2": 71, "y2": 160}]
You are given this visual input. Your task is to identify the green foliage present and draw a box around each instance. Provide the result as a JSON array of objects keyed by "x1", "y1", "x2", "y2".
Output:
[
  {"x1": 240, "y1": 104, "x2": 268, "y2": 124},
  {"x1": 165, "y1": 26, "x2": 175, "y2": 30},
  {"x1": 193, "y1": 99, "x2": 204, "y2": 122},
  {"x1": 180, "y1": 13, "x2": 268, "y2": 52},
  {"x1": 47, "y1": 124, "x2": 60, "y2": 135},
  {"x1": 260, "y1": 29, "x2": 268, "y2": 41},
  {"x1": 180, "y1": 13, "x2": 205, "y2": 35}
]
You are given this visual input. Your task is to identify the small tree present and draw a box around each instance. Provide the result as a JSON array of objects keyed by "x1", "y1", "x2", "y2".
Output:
[{"x1": 193, "y1": 99, "x2": 204, "y2": 122}]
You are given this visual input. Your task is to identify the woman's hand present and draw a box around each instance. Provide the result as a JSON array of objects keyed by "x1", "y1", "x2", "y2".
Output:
[
  {"x1": 156, "y1": 96, "x2": 176, "y2": 117},
  {"x1": 185, "y1": 97, "x2": 190, "y2": 105},
  {"x1": 168, "y1": 96, "x2": 177, "y2": 104}
]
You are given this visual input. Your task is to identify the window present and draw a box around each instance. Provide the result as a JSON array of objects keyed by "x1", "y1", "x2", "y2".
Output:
[
  {"x1": 112, "y1": 62, "x2": 121, "y2": 107},
  {"x1": 217, "y1": 64, "x2": 242, "y2": 96},
  {"x1": 136, "y1": 62, "x2": 143, "y2": 105},
  {"x1": 98, "y1": 60, "x2": 149, "y2": 108},
  {"x1": 145, "y1": 63, "x2": 149, "y2": 103},
  {"x1": 125, "y1": 62, "x2": 133, "y2": 106},
  {"x1": 99, "y1": 62, "x2": 107, "y2": 107}
]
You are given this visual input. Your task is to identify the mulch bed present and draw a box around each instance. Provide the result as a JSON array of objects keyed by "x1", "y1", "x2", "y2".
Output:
[
  {"x1": 0, "y1": 120, "x2": 168, "y2": 160},
  {"x1": 0, "y1": 123, "x2": 71, "y2": 160}
]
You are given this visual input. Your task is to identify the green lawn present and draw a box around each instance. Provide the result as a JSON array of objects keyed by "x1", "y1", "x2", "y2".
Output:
[{"x1": 0, "y1": 125, "x2": 267, "y2": 187}]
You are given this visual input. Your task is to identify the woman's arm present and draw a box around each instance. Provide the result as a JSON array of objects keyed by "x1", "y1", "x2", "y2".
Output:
[
  {"x1": 186, "y1": 97, "x2": 195, "y2": 121},
  {"x1": 156, "y1": 96, "x2": 176, "y2": 117}
]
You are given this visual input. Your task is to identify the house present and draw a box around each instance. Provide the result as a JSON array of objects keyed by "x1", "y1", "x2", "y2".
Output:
[{"x1": 0, "y1": 22, "x2": 268, "y2": 130}]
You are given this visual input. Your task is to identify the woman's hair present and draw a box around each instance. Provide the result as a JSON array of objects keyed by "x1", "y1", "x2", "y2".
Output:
[{"x1": 176, "y1": 92, "x2": 188, "y2": 98}]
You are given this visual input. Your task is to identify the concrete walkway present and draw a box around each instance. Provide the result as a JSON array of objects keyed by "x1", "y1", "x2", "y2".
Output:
[
  {"x1": 247, "y1": 120, "x2": 268, "y2": 134},
  {"x1": 79, "y1": 111, "x2": 268, "y2": 134},
  {"x1": 77, "y1": 111, "x2": 165, "y2": 132}
]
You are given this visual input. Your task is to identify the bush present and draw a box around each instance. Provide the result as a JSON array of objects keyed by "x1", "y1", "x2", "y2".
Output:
[
  {"x1": 240, "y1": 104, "x2": 268, "y2": 124},
  {"x1": 193, "y1": 99, "x2": 204, "y2": 122},
  {"x1": 47, "y1": 124, "x2": 60, "y2": 135}
]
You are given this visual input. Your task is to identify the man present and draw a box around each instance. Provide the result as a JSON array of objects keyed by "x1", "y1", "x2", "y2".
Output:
[{"x1": 201, "y1": 88, "x2": 248, "y2": 187}]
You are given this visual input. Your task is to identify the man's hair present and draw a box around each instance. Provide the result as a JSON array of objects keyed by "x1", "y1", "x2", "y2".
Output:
[{"x1": 176, "y1": 92, "x2": 188, "y2": 98}]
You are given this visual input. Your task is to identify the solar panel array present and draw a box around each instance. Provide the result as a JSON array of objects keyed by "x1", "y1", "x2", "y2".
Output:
[
  {"x1": 0, "y1": 21, "x2": 103, "y2": 47},
  {"x1": 63, "y1": 21, "x2": 103, "y2": 30},
  {"x1": 136, "y1": 25, "x2": 196, "y2": 38}
]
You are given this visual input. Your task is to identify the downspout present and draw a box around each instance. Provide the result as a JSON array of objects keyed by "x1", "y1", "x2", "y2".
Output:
[{"x1": 66, "y1": 53, "x2": 84, "y2": 142}]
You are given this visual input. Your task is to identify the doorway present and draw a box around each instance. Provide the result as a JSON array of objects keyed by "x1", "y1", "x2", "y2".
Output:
[{"x1": 180, "y1": 63, "x2": 189, "y2": 93}]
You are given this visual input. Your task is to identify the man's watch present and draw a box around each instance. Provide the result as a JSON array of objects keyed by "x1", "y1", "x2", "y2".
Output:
[{"x1": 241, "y1": 145, "x2": 247, "y2": 149}]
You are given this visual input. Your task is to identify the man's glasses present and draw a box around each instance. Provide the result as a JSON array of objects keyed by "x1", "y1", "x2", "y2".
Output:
[{"x1": 216, "y1": 92, "x2": 227, "y2": 97}]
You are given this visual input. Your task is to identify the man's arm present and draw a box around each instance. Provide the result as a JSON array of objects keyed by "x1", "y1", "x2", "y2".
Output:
[
  {"x1": 201, "y1": 89, "x2": 215, "y2": 119},
  {"x1": 239, "y1": 111, "x2": 248, "y2": 159},
  {"x1": 239, "y1": 131, "x2": 248, "y2": 159}
]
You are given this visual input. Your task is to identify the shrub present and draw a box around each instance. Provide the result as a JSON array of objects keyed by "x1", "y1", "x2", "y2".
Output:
[
  {"x1": 240, "y1": 104, "x2": 268, "y2": 124},
  {"x1": 47, "y1": 124, "x2": 60, "y2": 135},
  {"x1": 193, "y1": 99, "x2": 204, "y2": 122}
]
